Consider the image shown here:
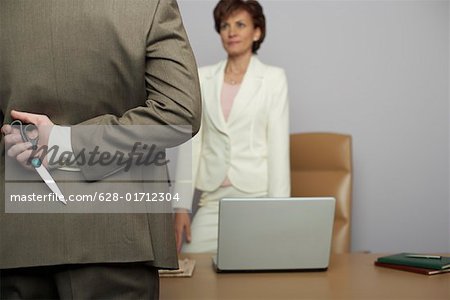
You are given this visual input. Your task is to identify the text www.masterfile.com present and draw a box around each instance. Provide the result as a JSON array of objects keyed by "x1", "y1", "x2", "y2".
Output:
[{"x1": 9, "y1": 192, "x2": 180, "y2": 203}]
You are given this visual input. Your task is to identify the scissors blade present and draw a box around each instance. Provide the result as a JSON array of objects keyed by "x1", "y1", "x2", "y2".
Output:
[{"x1": 34, "y1": 165, "x2": 67, "y2": 205}]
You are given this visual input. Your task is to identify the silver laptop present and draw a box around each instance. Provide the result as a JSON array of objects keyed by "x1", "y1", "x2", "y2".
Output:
[{"x1": 213, "y1": 197, "x2": 335, "y2": 272}]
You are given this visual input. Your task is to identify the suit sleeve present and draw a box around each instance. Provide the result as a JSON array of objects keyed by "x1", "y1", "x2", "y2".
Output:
[
  {"x1": 267, "y1": 69, "x2": 290, "y2": 197},
  {"x1": 70, "y1": 0, "x2": 201, "y2": 180}
]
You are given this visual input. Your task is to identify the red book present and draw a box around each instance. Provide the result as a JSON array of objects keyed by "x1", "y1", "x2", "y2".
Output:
[{"x1": 375, "y1": 261, "x2": 450, "y2": 275}]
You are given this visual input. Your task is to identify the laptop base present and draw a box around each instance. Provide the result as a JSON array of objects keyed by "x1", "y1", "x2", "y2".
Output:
[{"x1": 212, "y1": 256, "x2": 329, "y2": 273}]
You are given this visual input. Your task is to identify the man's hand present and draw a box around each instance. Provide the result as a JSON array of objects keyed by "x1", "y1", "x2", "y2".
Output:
[
  {"x1": 1, "y1": 110, "x2": 54, "y2": 169},
  {"x1": 174, "y1": 209, "x2": 192, "y2": 253}
]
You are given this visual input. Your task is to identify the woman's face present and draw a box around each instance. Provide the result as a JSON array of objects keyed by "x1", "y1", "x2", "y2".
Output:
[{"x1": 219, "y1": 9, "x2": 261, "y2": 58}]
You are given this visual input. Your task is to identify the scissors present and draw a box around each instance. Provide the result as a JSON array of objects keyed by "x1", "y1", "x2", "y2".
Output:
[{"x1": 10, "y1": 120, "x2": 67, "y2": 204}]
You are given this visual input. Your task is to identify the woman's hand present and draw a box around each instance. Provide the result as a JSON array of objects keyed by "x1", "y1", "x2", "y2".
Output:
[{"x1": 174, "y1": 209, "x2": 192, "y2": 253}]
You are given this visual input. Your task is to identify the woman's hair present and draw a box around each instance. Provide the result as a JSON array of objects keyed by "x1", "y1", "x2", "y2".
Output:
[{"x1": 213, "y1": 0, "x2": 266, "y2": 54}]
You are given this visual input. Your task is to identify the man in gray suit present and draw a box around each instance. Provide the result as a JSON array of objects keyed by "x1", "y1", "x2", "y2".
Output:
[{"x1": 0, "y1": 0, "x2": 201, "y2": 298}]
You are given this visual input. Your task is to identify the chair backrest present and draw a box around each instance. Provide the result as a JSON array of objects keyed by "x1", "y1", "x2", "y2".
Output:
[{"x1": 290, "y1": 132, "x2": 352, "y2": 253}]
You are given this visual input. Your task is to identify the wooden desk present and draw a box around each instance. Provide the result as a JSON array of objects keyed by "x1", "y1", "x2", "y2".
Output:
[{"x1": 161, "y1": 253, "x2": 449, "y2": 300}]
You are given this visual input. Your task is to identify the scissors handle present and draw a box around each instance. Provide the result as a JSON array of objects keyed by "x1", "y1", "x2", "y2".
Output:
[{"x1": 10, "y1": 120, "x2": 39, "y2": 150}]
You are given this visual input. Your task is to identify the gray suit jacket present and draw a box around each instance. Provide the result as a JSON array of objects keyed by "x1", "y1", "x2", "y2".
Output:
[{"x1": 0, "y1": 0, "x2": 201, "y2": 269}]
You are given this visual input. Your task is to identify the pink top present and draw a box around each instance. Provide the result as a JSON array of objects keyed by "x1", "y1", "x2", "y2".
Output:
[
  {"x1": 220, "y1": 81, "x2": 240, "y2": 122},
  {"x1": 220, "y1": 81, "x2": 241, "y2": 187}
]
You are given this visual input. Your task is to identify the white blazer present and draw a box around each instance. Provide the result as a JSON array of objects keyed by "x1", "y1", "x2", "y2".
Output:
[{"x1": 174, "y1": 56, "x2": 290, "y2": 210}]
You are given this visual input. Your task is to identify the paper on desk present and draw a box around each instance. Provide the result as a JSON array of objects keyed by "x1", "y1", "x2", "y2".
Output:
[{"x1": 159, "y1": 259, "x2": 195, "y2": 277}]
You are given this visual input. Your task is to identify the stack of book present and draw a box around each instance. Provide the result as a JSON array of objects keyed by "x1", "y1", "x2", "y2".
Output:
[
  {"x1": 375, "y1": 253, "x2": 450, "y2": 275},
  {"x1": 158, "y1": 258, "x2": 196, "y2": 278}
]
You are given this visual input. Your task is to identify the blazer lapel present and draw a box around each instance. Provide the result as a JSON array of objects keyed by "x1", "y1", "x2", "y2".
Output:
[{"x1": 227, "y1": 56, "x2": 264, "y2": 124}]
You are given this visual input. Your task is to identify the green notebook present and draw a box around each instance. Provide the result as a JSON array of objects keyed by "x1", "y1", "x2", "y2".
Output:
[{"x1": 377, "y1": 253, "x2": 450, "y2": 270}]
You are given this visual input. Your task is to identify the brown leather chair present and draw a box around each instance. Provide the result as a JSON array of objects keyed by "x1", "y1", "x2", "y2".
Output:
[{"x1": 290, "y1": 133, "x2": 352, "y2": 253}]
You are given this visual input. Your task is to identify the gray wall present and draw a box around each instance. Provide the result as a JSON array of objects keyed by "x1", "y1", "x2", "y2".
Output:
[{"x1": 178, "y1": 0, "x2": 450, "y2": 252}]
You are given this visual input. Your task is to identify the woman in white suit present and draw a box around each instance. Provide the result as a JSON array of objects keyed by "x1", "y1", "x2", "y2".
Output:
[{"x1": 174, "y1": 0, "x2": 290, "y2": 253}]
